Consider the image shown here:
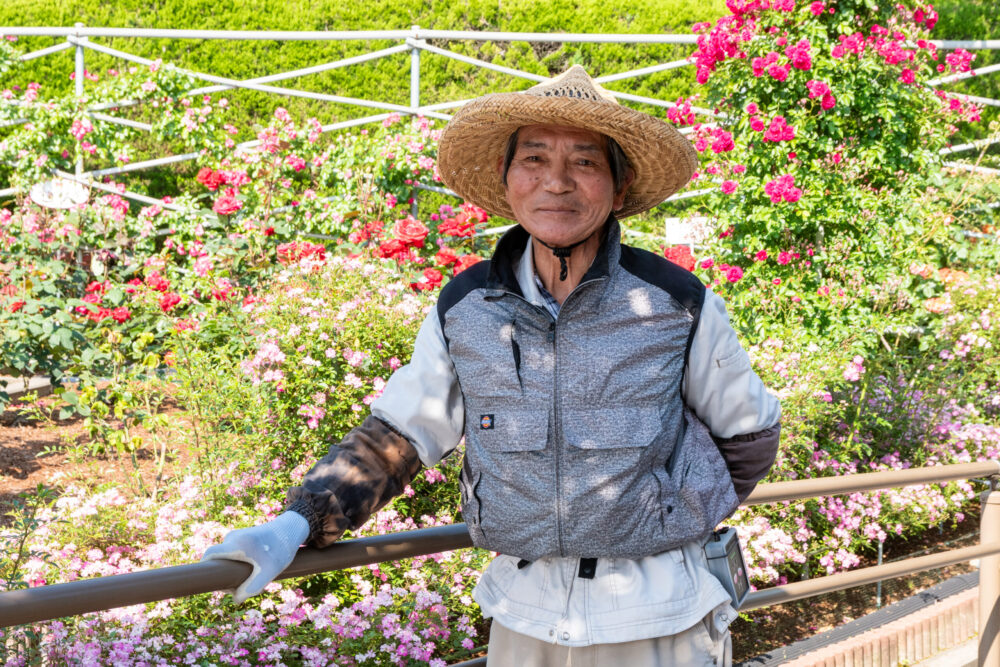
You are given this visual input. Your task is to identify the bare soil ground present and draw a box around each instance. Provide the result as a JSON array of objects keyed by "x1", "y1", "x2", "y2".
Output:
[
  {"x1": 0, "y1": 400, "x2": 979, "y2": 662},
  {"x1": 0, "y1": 398, "x2": 192, "y2": 520}
]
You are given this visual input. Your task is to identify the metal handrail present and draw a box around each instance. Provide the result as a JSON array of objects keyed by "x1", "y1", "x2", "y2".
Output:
[
  {"x1": 3, "y1": 461, "x2": 1000, "y2": 642},
  {"x1": 0, "y1": 523, "x2": 473, "y2": 628}
]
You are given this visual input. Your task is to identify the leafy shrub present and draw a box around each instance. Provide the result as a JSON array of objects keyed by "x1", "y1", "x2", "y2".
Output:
[{"x1": 683, "y1": 0, "x2": 985, "y2": 341}]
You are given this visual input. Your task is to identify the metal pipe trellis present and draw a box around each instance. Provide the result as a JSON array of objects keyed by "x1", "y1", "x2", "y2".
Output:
[{"x1": 0, "y1": 26, "x2": 998, "y2": 219}]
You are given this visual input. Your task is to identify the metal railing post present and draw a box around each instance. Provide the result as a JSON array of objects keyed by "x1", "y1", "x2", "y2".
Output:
[
  {"x1": 74, "y1": 22, "x2": 86, "y2": 177},
  {"x1": 410, "y1": 25, "x2": 421, "y2": 218},
  {"x1": 980, "y1": 488, "x2": 1000, "y2": 667}
]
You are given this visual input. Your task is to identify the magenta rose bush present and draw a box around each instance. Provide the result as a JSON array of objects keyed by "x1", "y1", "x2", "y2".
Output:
[{"x1": 677, "y1": 0, "x2": 985, "y2": 339}]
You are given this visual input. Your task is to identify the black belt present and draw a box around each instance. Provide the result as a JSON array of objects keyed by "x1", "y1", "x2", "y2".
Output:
[{"x1": 517, "y1": 557, "x2": 598, "y2": 579}]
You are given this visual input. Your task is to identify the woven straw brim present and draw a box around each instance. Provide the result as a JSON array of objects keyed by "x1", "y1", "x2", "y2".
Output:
[{"x1": 437, "y1": 92, "x2": 698, "y2": 220}]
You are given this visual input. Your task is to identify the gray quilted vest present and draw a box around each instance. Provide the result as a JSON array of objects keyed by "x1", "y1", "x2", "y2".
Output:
[{"x1": 436, "y1": 220, "x2": 739, "y2": 561}]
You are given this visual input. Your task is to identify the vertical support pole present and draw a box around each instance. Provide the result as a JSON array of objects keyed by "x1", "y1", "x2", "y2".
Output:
[
  {"x1": 409, "y1": 26, "x2": 420, "y2": 219},
  {"x1": 74, "y1": 23, "x2": 86, "y2": 177},
  {"x1": 876, "y1": 540, "x2": 883, "y2": 608},
  {"x1": 979, "y1": 488, "x2": 1000, "y2": 667},
  {"x1": 410, "y1": 26, "x2": 421, "y2": 112}
]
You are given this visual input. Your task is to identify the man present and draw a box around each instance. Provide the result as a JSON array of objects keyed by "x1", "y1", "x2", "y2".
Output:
[{"x1": 204, "y1": 66, "x2": 781, "y2": 666}]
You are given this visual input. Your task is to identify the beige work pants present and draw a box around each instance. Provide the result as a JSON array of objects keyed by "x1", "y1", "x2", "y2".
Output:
[{"x1": 485, "y1": 616, "x2": 732, "y2": 667}]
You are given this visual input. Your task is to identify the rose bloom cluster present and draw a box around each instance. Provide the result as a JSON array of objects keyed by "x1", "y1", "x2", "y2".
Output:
[
  {"x1": 663, "y1": 245, "x2": 696, "y2": 272},
  {"x1": 196, "y1": 167, "x2": 251, "y2": 216},
  {"x1": 363, "y1": 203, "x2": 487, "y2": 292},
  {"x1": 75, "y1": 280, "x2": 132, "y2": 323},
  {"x1": 277, "y1": 240, "x2": 327, "y2": 266}
]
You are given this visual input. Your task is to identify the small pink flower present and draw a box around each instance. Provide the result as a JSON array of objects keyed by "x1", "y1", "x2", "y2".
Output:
[{"x1": 721, "y1": 180, "x2": 738, "y2": 194}]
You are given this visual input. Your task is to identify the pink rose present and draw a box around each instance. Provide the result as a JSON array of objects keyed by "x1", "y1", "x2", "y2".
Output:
[
  {"x1": 212, "y1": 189, "x2": 242, "y2": 216},
  {"x1": 392, "y1": 217, "x2": 430, "y2": 247}
]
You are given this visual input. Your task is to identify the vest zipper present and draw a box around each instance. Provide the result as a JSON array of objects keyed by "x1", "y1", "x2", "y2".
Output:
[
  {"x1": 550, "y1": 318, "x2": 565, "y2": 556},
  {"x1": 549, "y1": 277, "x2": 605, "y2": 557}
]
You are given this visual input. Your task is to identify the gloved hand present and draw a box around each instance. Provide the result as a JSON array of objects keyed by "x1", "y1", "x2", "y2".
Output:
[{"x1": 201, "y1": 511, "x2": 310, "y2": 604}]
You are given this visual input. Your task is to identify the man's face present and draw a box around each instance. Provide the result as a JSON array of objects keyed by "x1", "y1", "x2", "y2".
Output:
[{"x1": 502, "y1": 124, "x2": 628, "y2": 248}]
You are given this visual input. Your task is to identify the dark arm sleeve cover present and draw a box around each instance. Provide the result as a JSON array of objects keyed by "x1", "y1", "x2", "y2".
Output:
[
  {"x1": 712, "y1": 422, "x2": 781, "y2": 502},
  {"x1": 285, "y1": 415, "x2": 423, "y2": 548}
]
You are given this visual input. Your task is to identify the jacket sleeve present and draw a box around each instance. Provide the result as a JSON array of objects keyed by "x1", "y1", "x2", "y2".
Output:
[
  {"x1": 682, "y1": 289, "x2": 782, "y2": 502},
  {"x1": 285, "y1": 416, "x2": 422, "y2": 548},
  {"x1": 285, "y1": 310, "x2": 465, "y2": 547}
]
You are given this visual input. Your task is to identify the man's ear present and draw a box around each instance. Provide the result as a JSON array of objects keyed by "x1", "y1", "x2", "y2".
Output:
[{"x1": 612, "y1": 168, "x2": 636, "y2": 211}]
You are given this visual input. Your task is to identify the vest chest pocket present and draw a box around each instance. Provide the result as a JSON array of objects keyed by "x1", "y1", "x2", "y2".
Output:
[
  {"x1": 466, "y1": 408, "x2": 549, "y2": 453},
  {"x1": 449, "y1": 321, "x2": 527, "y2": 400},
  {"x1": 562, "y1": 406, "x2": 663, "y2": 451}
]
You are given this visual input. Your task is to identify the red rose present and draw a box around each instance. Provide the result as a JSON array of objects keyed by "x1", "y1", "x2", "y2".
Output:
[
  {"x1": 434, "y1": 246, "x2": 458, "y2": 266},
  {"x1": 392, "y1": 217, "x2": 430, "y2": 247},
  {"x1": 159, "y1": 292, "x2": 182, "y2": 312},
  {"x1": 663, "y1": 245, "x2": 696, "y2": 272},
  {"x1": 276, "y1": 242, "x2": 296, "y2": 264},
  {"x1": 299, "y1": 241, "x2": 326, "y2": 261},
  {"x1": 212, "y1": 189, "x2": 243, "y2": 216},
  {"x1": 263, "y1": 226, "x2": 275, "y2": 236},
  {"x1": 146, "y1": 272, "x2": 170, "y2": 292},
  {"x1": 421, "y1": 268, "x2": 443, "y2": 290},
  {"x1": 110, "y1": 306, "x2": 131, "y2": 323},
  {"x1": 87, "y1": 307, "x2": 110, "y2": 322},
  {"x1": 376, "y1": 239, "x2": 407, "y2": 260},
  {"x1": 211, "y1": 278, "x2": 234, "y2": 302},
  {"x1": 8, "y1": 299, "x2": 25, "y2": 313},
  {"x1": 437, "y1": 215, "x2": 476, "y2": 238},
  {"x1": 453, "y1": 254, "x2": 484, "y2": 275},
  {"x1": 277, "y1": 241, "x2": 327, "y2": 265},
  {"x1": 196, "y1": 167, "x2": 225, "y2": 191},
  {"x1": 85, "y1": 281, "x2": 107, "y2": 294}
]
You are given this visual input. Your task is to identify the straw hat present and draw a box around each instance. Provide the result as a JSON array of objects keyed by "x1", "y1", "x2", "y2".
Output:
[{"x1": 436, "y1": 65, "x2": 698, "y2": 220}]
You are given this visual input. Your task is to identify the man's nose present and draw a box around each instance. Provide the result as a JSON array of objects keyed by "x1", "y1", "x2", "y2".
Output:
[{"x1": 542, "y1": 163, "x2": 574, "y2": 193}]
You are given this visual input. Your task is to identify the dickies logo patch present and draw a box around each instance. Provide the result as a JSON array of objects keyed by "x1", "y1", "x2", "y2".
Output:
[{"x1": 480, "y1": 414, "x2": 495, "y2": 430}]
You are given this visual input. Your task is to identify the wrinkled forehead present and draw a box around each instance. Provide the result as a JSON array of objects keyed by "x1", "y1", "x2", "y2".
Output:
[{"x1": 513, "y1": 123, "x2": 609, "y2": 151}]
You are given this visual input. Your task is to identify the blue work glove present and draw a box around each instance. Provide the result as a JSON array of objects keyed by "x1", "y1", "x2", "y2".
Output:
[{"x1": 201, "y1": 511, "x2": 310, "y2": 604}]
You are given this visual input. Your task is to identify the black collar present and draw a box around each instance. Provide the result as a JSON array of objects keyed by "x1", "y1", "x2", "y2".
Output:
[{"x1": 486, "y1": 214, "x2": 620, "y2": 295}]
